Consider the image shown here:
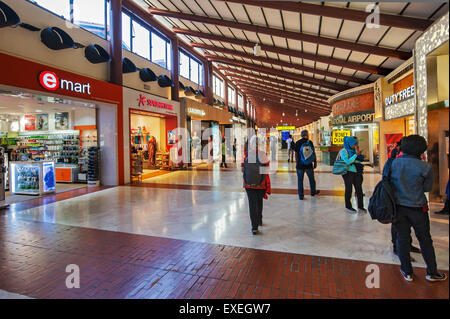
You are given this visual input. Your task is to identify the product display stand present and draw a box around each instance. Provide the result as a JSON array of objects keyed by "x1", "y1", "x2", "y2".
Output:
[
  {"x1": 131, "y1": 152, "x2": 143, "y2": 182},
  {"x1": 87, "y1": 147, "x2": 100, "y2": 187},
  {"x1": 155, "y1": 151, "x2": 170, "y2": 170}
]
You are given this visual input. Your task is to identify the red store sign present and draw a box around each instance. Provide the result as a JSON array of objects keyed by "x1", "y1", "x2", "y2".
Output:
[
  {"x1": 137, "y1": 94, "x2": 174, "y2": 111},
  {"x1": 39, "y1": 70, "x2": 92, "y2": 95}
]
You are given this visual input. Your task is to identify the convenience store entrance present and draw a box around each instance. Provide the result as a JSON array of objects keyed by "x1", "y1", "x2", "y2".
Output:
[{"x1": 0, "y1": 88, "x2": 115, "y2": 206}]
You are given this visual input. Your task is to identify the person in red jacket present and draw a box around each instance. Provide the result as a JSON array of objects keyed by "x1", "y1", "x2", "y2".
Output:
[{"x1": 242, "y1": 136, "x2": 271, "y2": 235}]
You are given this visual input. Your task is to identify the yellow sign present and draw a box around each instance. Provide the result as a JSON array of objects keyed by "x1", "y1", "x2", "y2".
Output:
[
  {"x1": 332, "y1": 130, "x2": 351, "y2": 145},
  {"x1": 276, "y1": 126, "x2": 295, "y2": 131}
]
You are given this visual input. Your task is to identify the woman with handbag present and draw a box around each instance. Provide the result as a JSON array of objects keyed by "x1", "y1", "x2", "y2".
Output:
[{"x1": 333, "y1": 136, "x2": 365, "y2": 213}]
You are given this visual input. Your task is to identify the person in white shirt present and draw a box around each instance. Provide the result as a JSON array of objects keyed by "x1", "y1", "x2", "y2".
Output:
[{"x1": 286, "y1": 135, "x2": 294, "y2": 162}]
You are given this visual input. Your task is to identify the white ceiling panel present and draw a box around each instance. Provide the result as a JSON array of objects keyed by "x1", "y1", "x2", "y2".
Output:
[
  {"x1": 332, "y1": 48, "x2": 351, "y2": 60},
  {"x1": 347, "y1": 51, "x2": 368, "y2": 63},
  {"x1": 354, "y1": 70, "x2": 370, "y2": 79},
  {"x1": 316, "y1": 62, "x2": 329, "y2": 71},
  {"x1": 341, "y1": 68, "x2": 355, "y2": 76},
  {"x1": 303, "y1": 60, "x2": 315, "y2": 68},
  {"x1": 380, "y1": 58, "x2": 404, "y2": 70},
  {"x1": 364, "y1": 54, "x2": 388, "y2": 67},
  {"x1": 263, "y1": 8, "x2": 283, "y2": 30},
  {"x1": 328, "y1": 65, "x2": 342, "y2": 73},
  {"x1": 302, "y1": 42, "x2": 317, "y2": 54},
  {"x1": 258, "y1": 34, "x2": 274, "y2": 46},
  {"x1": 378, "y1": 29, "x2": 415, "y2": 49},
  {"x1": 272, "y1": 36, "x2": 288, "y2": 48},
  {"x1": 320, "y1": 16, "x2": 343, "y2": 38},
  {"x1": 194, "y1": 0, "x2": 221, "y2": 17},
  {"x1": 358, "y1": 25, "x2": 390, "y2": 46},
  {"x1": 287, "y1": 39, "x2": 302, "y2": 51},
  {"x1": 227, "y1": 2, "x2": 251, "y2": 23},
  {"x1": 301, "y1": 13, "x2": 320, "y2": 35},
  {"x1": 402, "y1": 2, "x2": 443, "y2": 19},
  {"x1": 266, "y1": 51, "x2": 278, "y2": 60},
  {"x1": 279, "y1": 54, "x2": 291, "y2": 63},
  {"x1": 282, "y1": 11, "x2": 301, "y2": 32},
  {"x1": 431, "y1": 3, "x2": 449, "y2": 19},
  {"x1": 377, "y1": 2, "x2": 406, "y2": 15},
  {"x1": 208, "y1": 1, "x2": 235, "y2": 21},
  {"x1": 243, "y1": 4, "x2": 266, "y2": 26},
  {"x1": 399, "y1": 32, "x2": 421, "y2": 52},
  {"x1": 339, "y1": 20, "x2": 365, "y2": 42},
  {"x1": 291, "y1": 57, "x2": 302, "y2": 65},
  {"x1": 242, "y1": 31, "x2": 259, "y2": 43},
  {"x1": 348, "y1": 2, "x2": 376, "y2": 11},
  {"x1": 317, "y1": 44, "x2": 334, "y2": 57}
]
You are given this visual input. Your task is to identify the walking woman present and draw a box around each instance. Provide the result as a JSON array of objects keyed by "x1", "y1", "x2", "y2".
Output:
[
  {"x1": 243, "y1": 136, "x2": 271, "y2": 235},
  {"x1": 339, "y1": 136, "x2": 365, "y2": 213}
]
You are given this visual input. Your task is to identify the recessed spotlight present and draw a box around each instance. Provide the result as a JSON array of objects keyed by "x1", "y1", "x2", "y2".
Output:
[{"x1": 35, "y1": 110, "x2": 42, "y2": 112}]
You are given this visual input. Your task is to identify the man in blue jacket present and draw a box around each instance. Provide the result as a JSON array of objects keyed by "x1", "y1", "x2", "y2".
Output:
[{"x1": 390, "y1": 135, "x2": 447, "y2": 282}]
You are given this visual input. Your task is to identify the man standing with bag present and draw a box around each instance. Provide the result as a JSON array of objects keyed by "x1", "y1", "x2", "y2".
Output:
[{"x1": 294, "y1": 130, "x2": 320, "y2": 200}]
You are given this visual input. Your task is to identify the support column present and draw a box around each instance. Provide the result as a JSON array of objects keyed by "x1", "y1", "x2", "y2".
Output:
[
  {"x1": 224, "y1": 78, "x2": 229, "y2": 107},
  {"x1": 204, "y1": 61, "x2": 213, "y2": 105},
  {"x1": 110, "y1": 0, "x2": 122, "y2": 85},
  {"x1": 171, "y1": 38, "x2": 180, "y2": 101}
]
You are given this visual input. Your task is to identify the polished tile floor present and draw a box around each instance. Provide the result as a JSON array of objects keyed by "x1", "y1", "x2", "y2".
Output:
[{"x1": 0, "y1": 151, "x2": 448, "y2": 298}]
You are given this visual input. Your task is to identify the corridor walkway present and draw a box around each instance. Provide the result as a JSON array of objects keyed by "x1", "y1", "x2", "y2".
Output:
[{"x1": 0, "y1": 155, "x2": 448, "y2": 299}]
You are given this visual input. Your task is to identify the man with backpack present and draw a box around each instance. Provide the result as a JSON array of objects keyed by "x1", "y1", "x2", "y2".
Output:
[
  {"x1": 294, "y1": 130, "x2": 319, "y2": 200},
  {"x1": 389, "y1": 135, "x2": 447, "y2": 282}
]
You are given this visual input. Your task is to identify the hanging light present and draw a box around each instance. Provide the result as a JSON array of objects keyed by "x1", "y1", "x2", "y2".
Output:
[
  {"x1": 280, "y1": 98, "x2": 284, "y2": 104},
  {"x1": 305, "y1": 109, "x2": 308, "y2": 112},
  {"x1": 253, "y1": 43, "x2": 261, "y2": 56},
  {"x1": 282, "y1": 112, "x2": 285, "y2": 116}
]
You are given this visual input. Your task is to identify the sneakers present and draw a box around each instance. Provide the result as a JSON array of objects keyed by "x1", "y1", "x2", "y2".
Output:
[
  {"x1": 346, "y1": 207, "x2": 357, "y2": 213},
  {"x1": 251, "y1": 229, "x2": 259, "y2": 235},
  {"x1": 358, "y1": 208, "x2": 368, "y2": 214},
  {"x1": 311, "y1": 190, "x2": 320, "y2": 196},
  {"x1": 426, "y1": 273, "x2": 447, "y2": 282},
  {"x1": 299, "y1": 195, "x2": 304, "y2": 200},
  {"x1": 410, "y1": 245, "x2": 421, "y2": 254},
  {"x1": 400, "y1": 269, "x2": 413, "y2": 282}
]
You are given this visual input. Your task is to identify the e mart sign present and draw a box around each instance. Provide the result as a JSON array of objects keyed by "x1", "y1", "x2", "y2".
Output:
[
  {"x1": 39, "y1": 71, "x2": 92, "y2": 95},
  {"x1": 332, "y1": 130, "x2": 351, "y2": 145}
]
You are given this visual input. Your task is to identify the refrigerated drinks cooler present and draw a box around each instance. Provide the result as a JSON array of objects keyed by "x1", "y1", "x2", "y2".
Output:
[{"x1": 9, "y1": 161, "x2": 56, "y2": 195}]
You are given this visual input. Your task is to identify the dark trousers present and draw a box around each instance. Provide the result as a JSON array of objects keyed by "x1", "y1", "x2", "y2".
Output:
[
  {"x1": 220, "y1": 155, "x2": 227, "y2": 168},
  {"x1": 342, "y1": 171, "x2": 364, "y2": 209},
  {"x1": 394, "y1": 205, "x2": 438, "y2": 275},
  {"x1": 297, "y1": 168, "x2": 316, "y2": 197},
  {"x1": 391, "y1": 223, "x2": 412, "y2": 248},
  {"x1": 245, "y1": 188, "x2": 264, "y2": 230},
  {"x1": 288, "y1": 149, "x2": 294, "y2": 162}
]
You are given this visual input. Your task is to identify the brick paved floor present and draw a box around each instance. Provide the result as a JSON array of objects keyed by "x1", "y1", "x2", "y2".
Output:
[{"x1": 0, "y1": 213, "x2": 448, "y2": 299}]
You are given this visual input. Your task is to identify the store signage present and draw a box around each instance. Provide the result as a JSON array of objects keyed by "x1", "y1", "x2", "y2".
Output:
[
  {"x1": 385, "y1": 85, "x2": 415, "y2": 106},
  {"x1": 332, "y1": 130, "x2": 351, "y2": 145},
  {"x1": 276, "y1": 126, "x2": 295, "y2": 131},
  {"x1": 39, "y1": 71, "x2": 91, "y2": 95},
  {"x1": 187, "y1": 107, "x2": 206, "y2": 116},
  {"x1": 137, "y1": 94, "x2": 174, "y2": 111},
  {"x1": 331, "y1": 111, "x2": 375, "y2": 126}
]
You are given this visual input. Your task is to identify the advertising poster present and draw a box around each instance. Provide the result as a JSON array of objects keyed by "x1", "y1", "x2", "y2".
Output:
[
  {"x1": 332, "y1": 130, "x2": 351, "y2": 145},
  {"x1": 55, "y1": 112, "x2": 69, "y2": 130},
  {"x1": 36, "y1": 113, "x2": 49, "y2": 130},
  {"x1": 385, "y1": 133, "x2": 403, "y2": 158},
  {"x1": 167, "y1": 130, "x2": 176, "y2": 145},
  {"x1": 24, "y1": 114, "x2": 36, "y2": 131}
]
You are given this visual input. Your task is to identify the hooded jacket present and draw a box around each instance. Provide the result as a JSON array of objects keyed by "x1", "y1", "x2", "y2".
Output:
[{"x1": 339, "y1": 136, "x2": 359, "y2": 173}]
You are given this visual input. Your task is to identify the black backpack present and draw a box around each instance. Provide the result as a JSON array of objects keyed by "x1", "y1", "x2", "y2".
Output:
[
  {"x1": 368, "y1": 158, "x2": 397, "y2": 224},
  {"x1": 243, "y1": 152, "x2": 265, "y2": 187}
]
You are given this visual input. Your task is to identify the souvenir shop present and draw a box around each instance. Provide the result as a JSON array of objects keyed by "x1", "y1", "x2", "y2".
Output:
[
  {"x1": 0, "y1": 53, "x2": 121, "y2": 206},
  {"x1": 123, "y1": 87, "x2": 180, "y2": 183}
]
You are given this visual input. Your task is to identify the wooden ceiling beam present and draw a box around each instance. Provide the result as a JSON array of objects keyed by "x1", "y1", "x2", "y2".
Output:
[
  {"x1": 148, "y1": 8, "x2": 411, "y2": 59},
  {"x1": 216, "y1": 0, "x2": 432, "y2": 31},
  {"x1": 217, "y1": 66, "x2": 333, "y2": 97},
  {"x1": 175, "y1": 28, "x2": 389, "y2": 75},
  {"x1": 229, "y1": 75, "x2": 328, "y2": 106},
  {"x1": 193, "y1": 43, "x2": 370, "y2": 84},
  {"x1": 206, "y1": 55, "x2": 349, "y2": 91},
  {"x1": 231, "y1": 78, "x2": 330, "y2": 109}
]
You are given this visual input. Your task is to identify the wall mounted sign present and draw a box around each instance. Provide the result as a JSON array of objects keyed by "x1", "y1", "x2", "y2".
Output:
[
  {"x1": 276, "y1": 126, "x2": 295, "y2": 131},
  {"x1": 332, "y1": 91, "x2": 374, "y2": 116},
  {"x1": 187, "y1": 107, "x2": 206, "y2": 117},
  {"x1": 24, "y1": 114, "x2": 36, "y2": 131},
  {"x1": 137, "y1": 94, "x2": 174, "y2": 111},
  {"x1": 39, "y1": 71, "x2": 91, "y2": 95},
  {"x1": 331, "y1": 111, "x2": 375, "y2": 126},
  {"x1": 332, "y1": 130, "x2": 351, "y2": 145},
  {"x1": 385, "y1": 85, "x2": 415, "y2": 106}
]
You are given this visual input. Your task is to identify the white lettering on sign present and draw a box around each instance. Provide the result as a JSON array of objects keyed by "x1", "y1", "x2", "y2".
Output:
[
  {"x1": 187, "y1": 107, "x2": 206, "y2": 116},
  {"x1": 39, "y1": 71, "x2": 91, "y2": 95},
  {"x1": 385, "y1": 85, "x2": 414, "y2": 106}
]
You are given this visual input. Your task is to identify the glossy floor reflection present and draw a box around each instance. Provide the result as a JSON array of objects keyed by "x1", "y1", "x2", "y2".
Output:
[{"x1": 8, "y1": 156, "x2": 449, "y2": 271}]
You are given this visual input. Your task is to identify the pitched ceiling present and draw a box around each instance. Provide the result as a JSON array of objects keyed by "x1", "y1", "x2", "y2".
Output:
[{"x1": 133, "y1": 0, "x2": 448, "y2": 127}]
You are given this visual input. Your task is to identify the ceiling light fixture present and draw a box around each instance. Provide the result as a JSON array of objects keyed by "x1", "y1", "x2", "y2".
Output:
[
  {"x1": 280, "y1": 98, "x2": 284, "y2": 104},
  {"x1": 253, "y1": 43, "x2": 261, "y2": 56}
]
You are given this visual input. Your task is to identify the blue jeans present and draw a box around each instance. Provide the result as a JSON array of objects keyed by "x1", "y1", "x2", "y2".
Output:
[
  {"x1": 394, "y1": 205, "x2": 438, "y2": 275},
  {"x1": 297, "y1": 168, "x2": 316, "y2": 197}
]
